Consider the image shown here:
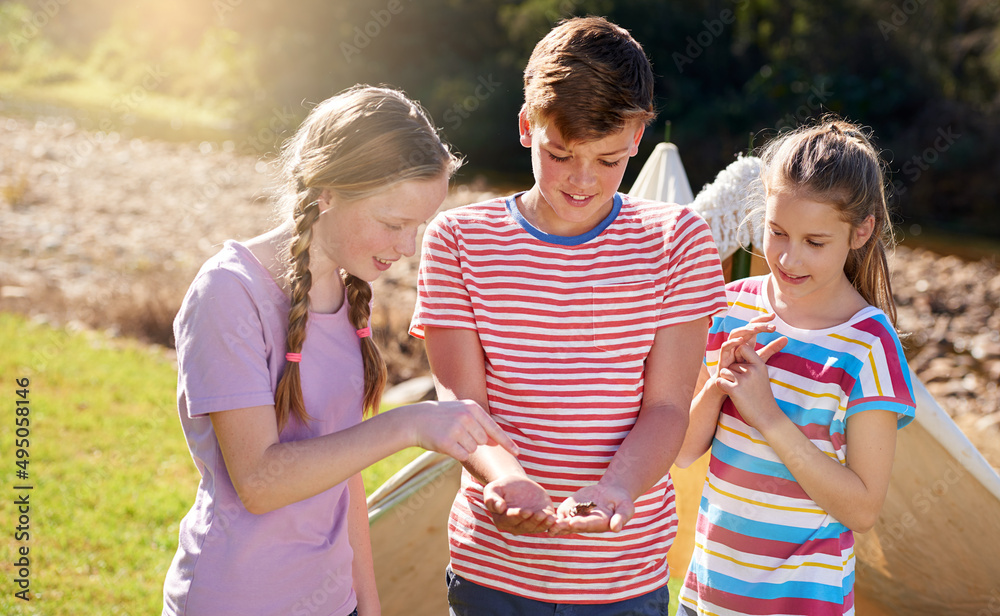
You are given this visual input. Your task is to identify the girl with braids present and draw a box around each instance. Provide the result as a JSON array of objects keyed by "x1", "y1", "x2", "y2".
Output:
[
  {"x1": 675, "y1": 117, "x2": 916, "y2": 616},
  {"x1": 162, "y1": 85, "x2": 516, "y2": 616}
]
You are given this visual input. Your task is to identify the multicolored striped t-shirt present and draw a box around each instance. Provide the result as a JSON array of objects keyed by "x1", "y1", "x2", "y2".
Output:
[
  {"x1": 410, "y1": 192, "x2": 727, "y2": 603},
  {"x1": 679, "y1": 275, "x2": 916, "y2": 616}
]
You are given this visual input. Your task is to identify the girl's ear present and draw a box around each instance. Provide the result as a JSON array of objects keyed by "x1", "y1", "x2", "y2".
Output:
[
  {"x1": 852, "y1": 214, "x2": 876, "y2": 249},
  {"x1": 518, "y1": 109, "x2": 532, "y2": 148},
  {"x1": 318, "y1": 189, "x2": 334, "y2": 214}
]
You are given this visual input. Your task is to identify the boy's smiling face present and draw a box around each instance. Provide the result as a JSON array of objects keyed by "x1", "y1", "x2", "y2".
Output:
[{"x1": 517, "y1": 110, "x2": 644, "y2": 237}]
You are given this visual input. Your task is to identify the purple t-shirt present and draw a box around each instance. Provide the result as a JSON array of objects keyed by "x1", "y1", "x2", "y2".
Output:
[{"x1": 163, "y1": 240, "x2": 364, "y2": 616}]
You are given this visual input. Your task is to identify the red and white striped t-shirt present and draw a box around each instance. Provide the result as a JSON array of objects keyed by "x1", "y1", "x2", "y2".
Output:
[{"x1": 410, "y1": 193, "x2": 727, "y2": 602}]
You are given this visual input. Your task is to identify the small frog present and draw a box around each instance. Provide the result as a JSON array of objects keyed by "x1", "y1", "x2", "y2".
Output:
[{"x1": 572, "y1": 501, "x2": 597, "y2": 516}]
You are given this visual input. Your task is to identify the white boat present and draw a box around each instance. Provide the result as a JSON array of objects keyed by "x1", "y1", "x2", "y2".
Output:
[{"x1": 366, "y1": 143, "x2": 1000, "y2": 615}]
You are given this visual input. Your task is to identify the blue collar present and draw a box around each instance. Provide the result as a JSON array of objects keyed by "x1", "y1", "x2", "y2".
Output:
[{"x1": 505, "y1": 192, "x2": 622, "y2": 246}]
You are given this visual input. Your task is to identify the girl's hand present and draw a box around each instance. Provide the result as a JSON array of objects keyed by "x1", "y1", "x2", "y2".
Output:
[
  {"x1": 717, "y1": 313, "x2": 780, "y2": 374},
  {"x1": 716, "y1": 342, "x2": 785, "y2": 430},
  {"x1": 713, "y1": 318, "x2": 788, "y2": 392},
  {"x1": 483, "y1": 475, "x2": 556, "y2": 534},
  {"x1": 548, "y1": 483, "x2": 634, "y2": 535},
  {"x1": 404, "y1": 400, "x2": 519, "y2": 462}
]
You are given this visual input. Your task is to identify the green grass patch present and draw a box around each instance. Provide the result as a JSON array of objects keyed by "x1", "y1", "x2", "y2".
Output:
[
  {"x1": 0, "y1": 313, "x2": 428, "y2": 615},
  {"x1": 668, "y1": 576, "x2": 683, "y2": 616},
  {"x1": 0, "y1": 70, "x2": 241, "y2": 145}
]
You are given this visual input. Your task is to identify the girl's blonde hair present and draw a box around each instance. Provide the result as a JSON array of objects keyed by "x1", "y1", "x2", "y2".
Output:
[
  {"x1": 273, "y1": 85, "x2": 462, "y2": 431},
  {"x1": 755, "y1": 116, "x2": 898, "y2": 325}
]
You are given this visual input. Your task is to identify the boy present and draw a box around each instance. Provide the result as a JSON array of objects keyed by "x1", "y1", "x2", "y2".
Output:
[{"x1": 410, "y1": 16, "x2": 727, "y2": 614}]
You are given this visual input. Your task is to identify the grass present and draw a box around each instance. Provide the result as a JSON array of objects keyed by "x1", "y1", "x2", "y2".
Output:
[
  {"x1": 0, "y1": 313, "x2": 425, "y2": 615},
  {"x1": 0, "y1": 313, "x2": 191, "y2": 615},
  {"x1": 0, "y1": 70, "x2": 242, "y2": 146}
]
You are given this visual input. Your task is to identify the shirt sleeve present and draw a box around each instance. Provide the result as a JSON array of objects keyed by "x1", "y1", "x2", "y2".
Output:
[
  {"x1": 656, "y1": 207, "x2": 729, "y2": 329},
  {"x1": 845, "y1": 318, "x2": 917, "y2": 429},
  {"x1": 409, "y1": 214, "x2": 478, "y2": 339},
  {"x1": 175, "y1": 265, "x2": 276, "y2": 417}
]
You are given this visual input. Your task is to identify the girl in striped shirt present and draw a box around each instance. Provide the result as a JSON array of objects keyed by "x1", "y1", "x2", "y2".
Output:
[{"x1": 676, "y1": 118, "x2": 916, "y2": 616}]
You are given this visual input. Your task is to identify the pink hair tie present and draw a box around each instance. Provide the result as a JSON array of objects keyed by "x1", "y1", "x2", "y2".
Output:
[
  {"x1": 356, "y1": 327, "x2": 371, "y2": 339},
  {"x1": 285, "y1": 352, "x2": 302, "y2": 363}
]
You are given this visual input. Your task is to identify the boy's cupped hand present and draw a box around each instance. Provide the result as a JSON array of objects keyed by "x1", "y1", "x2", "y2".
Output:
[
  {"x1": 483, "y1": 475, "x2": 557, "y2": 534},
  {"x1": 548, "y1": 484, "x2": 634, "y2": 536}
]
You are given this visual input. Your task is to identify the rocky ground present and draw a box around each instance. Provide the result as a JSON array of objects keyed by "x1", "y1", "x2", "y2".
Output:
[{"x1": 2, "y1": 113, "x2": 998, "y2": 469}]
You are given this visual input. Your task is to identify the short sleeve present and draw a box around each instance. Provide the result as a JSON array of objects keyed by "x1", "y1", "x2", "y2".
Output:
[
  {"x1": 175, "y1": 266, "x2": 276, "y2": 416},
  {"x1": 702, "y1": 278, "x2": 766, "y2": 377},
  {"x1": 656, "y1": 208, "x2": 728, "y2": 329},
  {"x1": 845, "y1": 319, "x2": 916, "y2": 429},
  {"x1": 409, "y1": 215, "x2": 478, "y2": 339},
  {"x1": 704, "y1": 314, "x2": 729, "y2": 376}
]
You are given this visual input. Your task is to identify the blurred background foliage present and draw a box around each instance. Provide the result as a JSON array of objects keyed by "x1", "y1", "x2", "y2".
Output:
[{"x1": 1, "y1": 0, "x2": 999, "y2": 237}]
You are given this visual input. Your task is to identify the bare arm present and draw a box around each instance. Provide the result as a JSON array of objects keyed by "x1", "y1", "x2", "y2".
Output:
[
  {"x1": 676, "y1": 315, "x2": 788, "y2": 468},
  {"x1": 423, "y1": 326, "x2": 553, "y2": 534},
  {"x1": 760, "y1": 407, "x2": 898, "y2": 532},
  {"x1": 347, "y1": 473, "x2": 380, "y2": 616},
  {"x1": 423, "y1": 326, "x2": 522, "y2": 484},
  {"x1": 675, "y1": 364, "x2": 725, "y2": 468},
  {"x1": 719, "y1": 343, "x2": 899, "y2": 532},
  {"x1": 211, "y1": 396, "x2": 517, "y2": 515}
]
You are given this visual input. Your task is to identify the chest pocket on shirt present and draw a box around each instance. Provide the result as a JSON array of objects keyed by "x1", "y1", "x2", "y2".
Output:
[{"x1": 591, "y1": 280, "x2": 659, "y2": 353}]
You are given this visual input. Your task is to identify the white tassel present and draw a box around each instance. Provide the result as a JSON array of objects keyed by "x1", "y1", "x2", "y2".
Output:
[{"x1": 689, "y1": 154, "x2": 765, "y2": 261}]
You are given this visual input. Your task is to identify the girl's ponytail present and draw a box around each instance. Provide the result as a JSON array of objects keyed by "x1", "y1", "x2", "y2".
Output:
[{"x1": 845, "y1": 210, "x2": 896, "y2": 327}]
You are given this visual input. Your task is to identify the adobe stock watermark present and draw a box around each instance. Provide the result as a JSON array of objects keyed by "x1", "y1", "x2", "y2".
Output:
[
  {"x1": 241, "y1": 105, "x2": 297, "y2": 155},
  {"x1": 856, "y1": 457, "x2": 964, "y2": 581},
  {"x1": 977, "y1": 587, "x2": 1000, "y2": 616},
  {"x1": 443, "y1": 75, "x2": 501, "y2": 131},
  {"x1": 390, "y1": 463, "x2": 455, "y2": 524},
  {"x1": 891, "y1": 125, "x2": 961, "y2": 197},
  {"x1": 203, "y1": 440, "x2": 306, "y2": 545},
  {"x1": 878, "y1": 0, "x2": 929, "y2": 40},
  {"x1": 672, "y1": 0, "x2": 750, "y2": 74},
  {"x1": 774, "y1": 79, "x2": 833, "y2": 131},
  {"x1": 289, "y1": 569, "x2": 350, "y2": 616},
  {"x1": 194, "y1": 105, "x2": 296, "y2": 208},
  {"x1": 213, "y1": 0, "x2": 243, "y2": 22},
  {"x1": 340, "y1": 0, "x2": 411, "y2": 64},
  {"x1": 6, "y1": 0, "x2": 71, "y2": 56},
  {"x1": 61, "y1": 64, "x2": 168, "y2": 169}
]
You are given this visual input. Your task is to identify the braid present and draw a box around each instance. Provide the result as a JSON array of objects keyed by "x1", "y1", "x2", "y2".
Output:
[
  {"x1": 273, "y1": 190, "x2": 321, "y2": 431},
  {"x1": 270, "y1": 85, "x2": 462, "y2": 426},
  {"x1": 343, "y1": 273, "x2": 387, "y2": 416}
]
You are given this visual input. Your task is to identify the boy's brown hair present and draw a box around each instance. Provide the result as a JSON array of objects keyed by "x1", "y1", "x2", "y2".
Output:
[{"x1": 522, "y1": 16, "x2": 656, "y2": 142}]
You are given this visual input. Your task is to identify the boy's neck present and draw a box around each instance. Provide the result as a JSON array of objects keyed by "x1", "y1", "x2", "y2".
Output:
[{"x1": 516, "y1": 186, "x2": 617, "y2": 237}]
